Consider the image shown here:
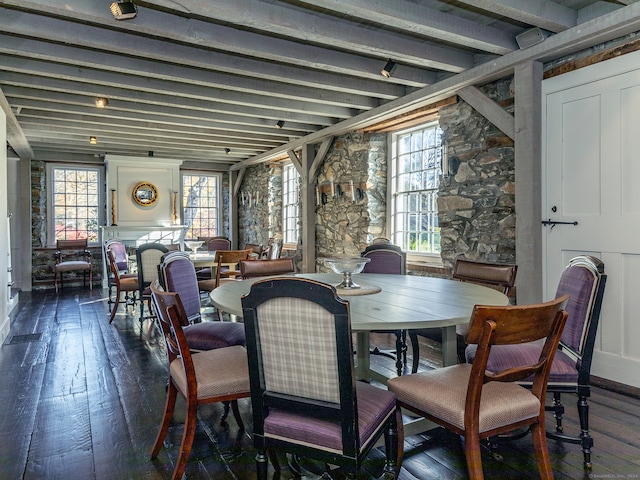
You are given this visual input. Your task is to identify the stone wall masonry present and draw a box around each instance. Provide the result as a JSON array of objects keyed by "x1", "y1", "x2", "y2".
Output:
[{"x1": 437, "y1": 77, "x2": 516, "y2": 271}]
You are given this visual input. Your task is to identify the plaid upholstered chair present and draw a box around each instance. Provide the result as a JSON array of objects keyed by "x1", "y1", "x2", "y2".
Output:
[
  {"x1": 150, "y1": 281, "x2": 250, "y2": 480},
  {"x1": 159, "y1": 252, "x2": 245, "y2": 352},
  {"x1": 135, "y1": 242, "x2": 168, "y2": 321},
  {"x1": 241, "y1": 277, "x2": 402, "y2": 479},
  {"x1": 389, "y1": 295, "x2": 569, "y2": 480},
  {"x1": 361, "y1": 243, "x2": 408, "y2": 376},
  {"x1": 465, "y1": 255, "x2": 606, "y2": 469},
  {"x1": 409, "y1": 259, "x2": 517, "y2": 371}
]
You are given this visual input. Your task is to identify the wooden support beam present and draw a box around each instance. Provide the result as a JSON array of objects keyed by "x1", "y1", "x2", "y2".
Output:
[
  {"x1": 457, "y1": 85, "x2": 515, "y2": 139},
  {"x1": 308, "y1": 137, "x2": 333, "y2": 184}
]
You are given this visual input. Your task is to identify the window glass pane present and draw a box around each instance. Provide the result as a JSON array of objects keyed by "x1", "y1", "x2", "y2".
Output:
[
  {"x1": 390, "y1": 122, "x2": 443, "y2": 254},
  {"x1": 52, "y1": 166, "x2": 101, "y2": 242},
  {"x1": 183, "y1": 174, "x2": 220, "y2": 239},
  {"x1": 283, "y1": 164, "x2": 300, "y2": 244}
]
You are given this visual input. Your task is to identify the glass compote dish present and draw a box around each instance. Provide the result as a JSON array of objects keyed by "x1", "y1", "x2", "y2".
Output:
[
  {"x1": 184, "y1": 240, "x2": 204, "y2": 255},
  {"x1": 324, "y1": 257, "x2": 370, "y2": 289}
]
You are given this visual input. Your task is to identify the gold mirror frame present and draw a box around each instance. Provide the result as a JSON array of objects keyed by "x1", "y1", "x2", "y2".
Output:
[{"x1": 132, "y1": 182, "x2": 159, "y2": 207}]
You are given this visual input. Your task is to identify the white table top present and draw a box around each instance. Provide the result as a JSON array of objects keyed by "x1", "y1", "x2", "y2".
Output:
[{"x1": 210, "y1": 272, "x2": 508, "y2": 332}]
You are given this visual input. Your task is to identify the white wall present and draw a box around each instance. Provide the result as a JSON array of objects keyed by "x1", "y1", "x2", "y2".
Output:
[{"x1": 0, "y1": 109, "x2": 9, "y2": 344}]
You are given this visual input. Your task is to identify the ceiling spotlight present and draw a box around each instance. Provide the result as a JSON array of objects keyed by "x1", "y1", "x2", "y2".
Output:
[
  {"x1": 225, "y1": 148, "x2": 231, "y2": 154},
  {"x1": 110, "y1": 1, "x2": 137, "y2": 20},
  {"x1": 89, "y1": 136, "x2": 97, "y2": 145},
  {"x1": 95, "y1": 97, "x2": 109, "y2": 108},
  {"x1": 381, "y1": 60, "x2": 397, "y2": 78},
  {"x1": 275, "y1": 120, "x2": 285, "y2": 129}
]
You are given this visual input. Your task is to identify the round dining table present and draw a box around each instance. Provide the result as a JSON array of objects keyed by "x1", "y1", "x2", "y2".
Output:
[{"x1": 210, "y1": 272, "x2": 508, "y2": 381}]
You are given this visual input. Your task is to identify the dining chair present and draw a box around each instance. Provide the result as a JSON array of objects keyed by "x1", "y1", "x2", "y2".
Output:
[
  {"x1": 388, "y1": 295, "x2": 569, "y2": 480},
  {"x1": 264, "y1": 237, "x2": 283, "y2": 260},
  {"x1": 238, "y1": 257, "x2": 295, "y2": 278},
  {"x1": 465, "y1": 255, "x2": 606, "y2": 469},
  {"x1": 244, "y1": 243, "x2": 264, "y2": 258},
  {"x1": 135, "y1": 242, "x2": 169, "y2": 321},
  {"x1": 214, "y1": 249, "x2": 252, "y2": 288},
  {"x1": 149, "y1": 281, "x2": 250, "y2": 480},
  {"x1": 53, "y1": 238, "x2": 93, "y2": 293},
  {"x1": 361, "y1": 243, "x2": 407, "y2": 376},
  {"x1": 195, "y1": 236, "x2": 232, "y2": 285},
  {"x1": 241, "y1": 277, "x2": 402, "y2": 479},
  {"x1": 408, "y1": 259, "x2": 517, "y2": 372},
  {"x1": 158, "y1": 252, "x2": 245, "y2": 352},
  {"x1": 106, "y1": 249, "x2": 139, "y2": 324}
]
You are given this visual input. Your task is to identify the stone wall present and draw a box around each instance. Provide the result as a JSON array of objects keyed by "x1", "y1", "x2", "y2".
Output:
[{"x1": 437, "y1": 78, "x2": 516, "y2": 271}]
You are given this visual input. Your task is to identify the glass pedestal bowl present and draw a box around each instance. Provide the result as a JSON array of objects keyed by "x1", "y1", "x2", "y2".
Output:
[
  {"x1": 324, "y1": 257, "x2": 370, "y2": 289},
  {"x1": 185, "y1": 240, "x2": 204, "y2": 255}
]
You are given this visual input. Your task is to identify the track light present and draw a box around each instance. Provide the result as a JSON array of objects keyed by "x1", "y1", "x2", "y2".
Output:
[
  {"x1": 89, "y1": 136, "x2": 97, "y2": 145},
  {"x1": 110, "y1": 1, "x2": 137, "y2": 20},
  {"x1": 381, "y1": 60, "x2": 396, "y2": 78},
  {"x1": 95, "y1": 97, "x2": 109, "y2": 108},
  {"x1": 225, "y1": 148, "x2": 231, "y2": 154},
  {"x1": 275, "y1": 120, "x2": 285, "y2": 129}
]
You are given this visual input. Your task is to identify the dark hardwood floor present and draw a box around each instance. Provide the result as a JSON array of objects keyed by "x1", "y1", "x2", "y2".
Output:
[{"x1": 1, "y1": 287, "x2": 640, "y2": 479}]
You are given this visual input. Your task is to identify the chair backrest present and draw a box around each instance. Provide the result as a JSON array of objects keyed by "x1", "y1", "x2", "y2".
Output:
[
  {"x1": 554, "y1": 255, "x2": 607, "y2": 382},
  {"x1": 150, "y1": 281, "x2": 193, "y2": 374},
  {"x1": 361, "y1": 243, "x2": 406, "y2": 275},
  {"x1": 239, "y1": 258, "x2": 296, "y2": 278},
  {"x1": 199, "y1": 236, "x2": 231, "y2": 252},
  {"x1": 452, "y1": 259, "x2": 518, "y2": 296},
  {"x1": 55, "y1": 238, "x2": 91, "y2": 264},
  {"x1": 136, "y1": 242, "x2": 169, "y2": 290},
  {"x1": 241, "y1": 277, "x2": 363, "y2": 455},
  {"x1": 267, "y1": 238, "x2": 283, "y2": 260},
  {"x1": 244, "y1": 243, "x2": 263, "y2": 257},
  {"x1": 214, "y1": 249, "x2": 251, "y2": 286},
  {"x1": 465, "y1": 295, "x2": 569, "y2": 417},
  {"x1": 159, "y1": 251, "x2": 201, "y2": 322},
  {"x1": 106, "y1": 249, "x2": 123, "y2": 281},
  {"x1": 56, "y1": 238, "x2": 88, "y2": 250},
  {"x1": 105, "y1": 239, "x2": 128, "y2": 272}
]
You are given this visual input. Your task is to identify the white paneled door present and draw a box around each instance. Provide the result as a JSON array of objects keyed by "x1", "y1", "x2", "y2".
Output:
[{"x1": 542, "y1": 50, "x2": 640, "y2": 388}]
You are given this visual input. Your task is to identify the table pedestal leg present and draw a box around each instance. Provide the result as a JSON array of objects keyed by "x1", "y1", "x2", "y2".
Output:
[
  {"x1": 355, "y1": 332, "x2": 370, "y2": 381},
  {"x1": 441, "y1": 325, "x2": 458, "y2": 367}
]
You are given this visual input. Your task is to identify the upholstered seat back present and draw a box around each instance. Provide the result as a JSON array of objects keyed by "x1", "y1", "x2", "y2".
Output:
[
  {"x1": 452, "y1": 259, "x2": 517, "y2": 295},
  {"x1": 160, "y1": 252, "x2": 201, "y2": 323},
  {"x1": 239, "y1": 258, "x2": 295, "y2": 278},
  {"x1": 361, "y1": 244, "x2": 406, "y2": 275}
]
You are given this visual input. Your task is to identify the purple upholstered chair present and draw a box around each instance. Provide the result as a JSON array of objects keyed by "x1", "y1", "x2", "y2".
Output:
[
  {"x1": 241, "y1": 277, "x2": 402, "y2": 479},
  {"x1": 465, "y1": 255, "x2": 606, "y2": 469},
  {"x1": 159, "y1": 251, "x2": 245, "y2": 352},
  {"x1": 361, "y1": 243, "x2": 408, "y2": 376}
]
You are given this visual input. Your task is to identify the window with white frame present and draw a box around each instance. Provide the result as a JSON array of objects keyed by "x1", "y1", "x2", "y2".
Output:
[
  {"x1": 390, "y1": 122, "x2": 444, "y2": 255},
  {"x1": 282, "y1": 164, "x2": 300, "y2": 244},
  {"x1": 182, "y1": 173, "x2": 221, "y2": 240},
  {"x1": 49, "y1": 164, "x2": 102, "y2": 244}
]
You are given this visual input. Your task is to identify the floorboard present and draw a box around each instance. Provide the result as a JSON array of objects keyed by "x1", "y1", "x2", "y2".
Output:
[{"x1": 1, "y1": 288, "x2": 639, "y2": 479}]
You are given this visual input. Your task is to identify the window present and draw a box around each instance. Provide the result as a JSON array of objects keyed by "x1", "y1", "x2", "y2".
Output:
[
  {"x1": 49, "y1": 165, "x2": 102, "y2": 244},
  {"x1": 182, "y1": 173, "x2": 221, "y2": 240},
  {"x1": 390, "y1": 123, "x2": 443, "y2": 255},
  {"x1": 282, "y1": 164, "x2": 300, "y2": 244}
]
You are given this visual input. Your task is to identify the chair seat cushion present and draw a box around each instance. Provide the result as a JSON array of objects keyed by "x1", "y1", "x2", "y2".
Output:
[
  {"x1": 170, "y1": 345, "x2": 250, "y2": 399},
  {"x1": 387, "y1": 364, "x2": 540, "y2": 434},
  {"x1": 119, "y1": 276, "x2": 139, "y2": 291},
  {"x1": 184, "y1": 321, "x2": 246, "y2": 351},
  {"x1": 263, "y1": 381, "x2": 396, "y2": 454},
  {"x1": 197, "y1": 278, "x2": 217, "y2": 292},
  {"x1": 465, "y1": 343, "x2": 579, "y2": 385},
  {"x1": 55, "y1": 261, "x2": 91, "y2": 272}
]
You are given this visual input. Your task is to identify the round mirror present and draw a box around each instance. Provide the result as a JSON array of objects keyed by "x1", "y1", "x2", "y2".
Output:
[{"x1": 132, "y1": 182, "x2": 158, "y2": 207}]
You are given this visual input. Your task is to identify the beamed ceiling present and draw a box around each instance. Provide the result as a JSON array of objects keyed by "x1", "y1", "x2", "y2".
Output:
[{"x1": 1, "y1": 0, "x2": 640, "y2": 171}]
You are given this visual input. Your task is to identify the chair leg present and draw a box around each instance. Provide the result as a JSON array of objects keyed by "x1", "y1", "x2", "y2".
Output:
[
  {"x1": 256, "y1": 450, "x2": 269, "y2": 480},
  {"x1": 531, "y1": 420, "x2": 554, "y2": 480},
  {"x1": 550, "y1": 392, "x2": 565, "y2": 432},
  {"x1": 464, "y1": 433, "x2": 484, "y2": 480},
  {"x1": 394, "y1": 331, "x2": 403, "y2": 376},
  {"x1": 577, "y1": 389, "x2": 593, "y2": 469},
  {"x1": 173, "y1": 398, "x2": 198, "y2": 480},
  {"x1": 230, "y1": 399, "x2": 245, "y2": 430},
  {"x1": 151, "y1": 381, "x2": 178, "y2": 458},
  {"x1": 409, "y1": 331, "x2": 420, "y2": 373},
  {"x1": 109, "y1": 284, "x2": 122, "y2": 324}
]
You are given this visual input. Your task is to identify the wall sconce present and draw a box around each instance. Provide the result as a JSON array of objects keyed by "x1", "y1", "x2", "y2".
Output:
[
  {"x1": 381, "y1": 60, "x2": 396, "y2": 78},
  {"x1": 275, "y1": 120, "x2": 285, "y2": 129},
  {"x1": 95, "y1": 97, "x2": 109, "y2": 108},
  {"x1": 110, "y1": 1, "x2": 137, "y2": 20},
  {"x1": 89, "y1": 136, "x2": 97, "y2": 144},
  {"x1": 442, "y1": 155, "x2": 460, "y2": 186}
]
